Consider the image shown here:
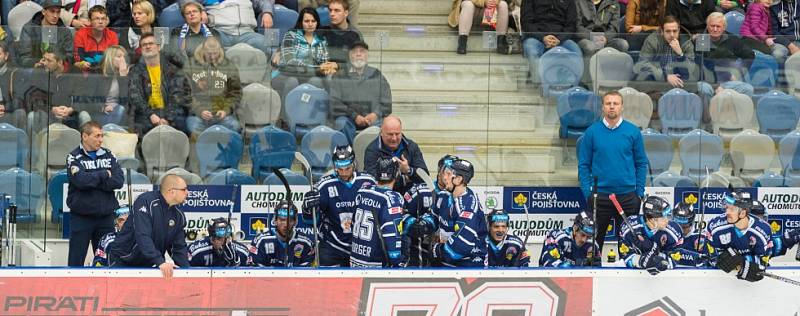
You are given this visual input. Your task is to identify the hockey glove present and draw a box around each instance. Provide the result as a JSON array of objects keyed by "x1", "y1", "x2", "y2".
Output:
[
  {"x1": 557, "y1": 259, "x2": 575, "y2": 268},
  {"x1": 632, "y1": 235, "x2": 657, "y2": 253},
  {"x1": 302, "y1": 190, "x2": 320, "y2": 221},
  {"x1": 737, "y1": 258, "x2": 765, "y2": 282},
  {"x1": 430, "y1": 243, "x2": 444, "y2": 265},
  {"x1": 717, "y1": 247, "x2": 744, "y2": 273},
  {"x1": 410, "y1": 216, "x2": 435, "y2": 238}
]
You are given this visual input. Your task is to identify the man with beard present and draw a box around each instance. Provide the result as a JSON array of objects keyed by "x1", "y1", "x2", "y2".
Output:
[
  {"x1": 188, "y1": 218, "x2": 251, "y2": 267},
  {"x1": 250, "y1": 201, "x2": 314, "y2": 267}
]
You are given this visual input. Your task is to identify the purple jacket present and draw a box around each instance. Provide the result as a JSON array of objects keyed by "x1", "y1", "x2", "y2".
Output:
[{"x1": 740, "y1": 3, "x2": 770, "y2": 41}]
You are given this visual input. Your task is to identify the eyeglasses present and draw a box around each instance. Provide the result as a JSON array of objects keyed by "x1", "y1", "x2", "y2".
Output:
[
  {"x1": 171, "y1": 187, "x2": 188, "y2": 192},
  {"x1": 140, "y1": 42, "x2": 158, "y2": 47}
]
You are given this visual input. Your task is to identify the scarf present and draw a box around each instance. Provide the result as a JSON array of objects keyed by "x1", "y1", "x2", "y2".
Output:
[{"x1": 177, "y1": 23, "x2": 213, "y2": 51}]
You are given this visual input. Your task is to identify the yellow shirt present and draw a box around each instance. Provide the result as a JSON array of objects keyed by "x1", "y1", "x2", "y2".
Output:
[{"x1": 146, "y1": 64, "x2": 164, "y2": 109}]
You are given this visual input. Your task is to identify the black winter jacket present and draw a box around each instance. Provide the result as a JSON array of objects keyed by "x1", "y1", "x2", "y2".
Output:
[{"x1": 66, "y1": 145, "x2": 124, "y2": 217}]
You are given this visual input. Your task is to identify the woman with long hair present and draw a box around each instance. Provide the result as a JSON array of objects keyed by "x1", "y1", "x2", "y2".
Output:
[
  {"x1": 625, "y1": 0, "x2": 667, "y2": 50},
  {"x1": 119, "y1": 0, "x2": 158, "y2": 63},
  {"x1": 75, "y1": 45, "x2": 131, "y2": 127}
]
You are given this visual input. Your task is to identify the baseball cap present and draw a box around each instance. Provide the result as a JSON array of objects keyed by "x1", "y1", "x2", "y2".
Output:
[
  {"x1": 42, "y1": 0, "x2": 63, "y2": 9},
  {"x1": 350, "y1": 41, "x2": 369, "y2": 50}
]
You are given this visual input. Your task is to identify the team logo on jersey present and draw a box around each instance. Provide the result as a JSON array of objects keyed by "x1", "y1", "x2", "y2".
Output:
[
  {"x1": 139, "y1": 206, "x2": 148, "y2": 213},
  {"x1": 70, "y1": 165, "x2": 80, "y2": 175},
  {"x1": 619, "y1": 243, "x2": 629, "y2": 255},
  {"x1": 660, "y1": 234, "x2": 668, "y2": 246},
  {"x1": 505, "y1": 247, "x2": 517, "y2": 260},
  {"x1": 389, "y1": 207, "x2": 403, "y2": 215},
  {"x1": 769, "y1": 220, "x2": 782, "y2": 234},
  {"x1": 548, "y1": 248, "x2": 560, "y2": 259},
  {"x1": 169, "y1": 219, "x2": 175, "y2": 227},
  {"x1": 749, "y1": 236, "x2": 757, "y2": 247},
  {"x1": 294, "y1": 244, "x2": 304, "y2": 258},
  {"x1": 459, "y1": 211, "x2": 474, "y2": 219}
]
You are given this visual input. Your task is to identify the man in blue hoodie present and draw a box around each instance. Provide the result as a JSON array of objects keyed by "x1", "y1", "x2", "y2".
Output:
[
  {"x1": 577, "y1": 90, "x2": 649, "y2": 253},
  {"x1": 770, "y1": 0, "x2": 800, "y2": 61}
]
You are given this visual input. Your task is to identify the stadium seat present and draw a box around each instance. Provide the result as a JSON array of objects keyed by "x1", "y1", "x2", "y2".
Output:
[
  {"x1": 699, "y1": 171, "x2": 746, "y2": 188},
  {"x1": 0, "y1": 123, "x2": 28, "y2": 170},
  {"x1": 652, "y1": 170, "x2": 695, "y2": 187},
  {"x1": 658, "y1": 88, "x2": 702, "y2": 140},
  {"x1": 316, "y1": 6, "x2": 331, "y2": 27},
  {"x1": 679, "y1": 129, "x2": 724, "y2": 184},
  {"x1": 710, "y1": 58, "x2": 746, "y2": 83},
  {"x1": 757, "y1": 90, "x2": 800, "y2": 141},
  {"x1": 0, "y1": 167, "x2": 44, "y2": 223},
  {"x1": 238, "y1": 83, "x2": 282, "y2": 139},
  {"x1": 708, "y1": 89, "x2": 755, "y2": 141},
  {"x1": 724, "y1": 11, "x2": 745, "y2": 34},
  {"x1": 34, "y1": 123, "x2": 80, "y2": 179},
  {"x1": 196, "y1": 125, "x2": 244, "y2": 178},
  {"x1": 285, "y1": 83, "x2": 329, "y2": 139},
  {"x1": 158, "y1": 167, "x2": 203, "y2": 185},
  {"x1": 787, "y1": 53, "x2": 800, "y2": 98},
  {"x1": 619, "y1": 87, "x2": 653, "y2": 129},
  {"x1": 141, "y1": 125, "x2": 190, "y2": 181},
  {"x1": 729, "y1": 129, "x2": 775, "y2": 185},
  {"x1": 538, "y1": 46, "x2": 583, "y2": 100},
  {"x1": 778, "y1": 130, "x2": 800, "y2": 183},
  {"x1": 746, "y1": 51, "x2": 779, "y2": 91},
  {"x1": 753, "y1": 170, "x2": 795, "y2": 187},
  {"x1": 47, "y1": 170, "x2": 68, "y2": 224},
  {"x1": 556, "y1": 87, "x2": 601, "y2": 139},
  {"x1": 273, "y1": 5, "x2": 299, "y2": 43},
  {"x1": 642, "y1": 128, "x2": 673, "y2": 184},
  {"x1": 300, "y1": 125, "x2": 348, "y2": 179},
  {"x1": 102, "y1": 123, "x2": 127, "y2": 133},
  {"x1": 225, "y1": 43, "x2": 268, "y2": 84},
  {"x1": 157, "y1": 2, "x2": 184, "y2": 28},
  {"x1": 8, "y1": 1, "x2": 41, "y2": 41},
  {"x1": 353, "y1": 126, "x2": 380, "y2": 172},
  {"x1": 249, "y1": 126, "x2": 296, "y2": 182},
  {"x1": 589, "y1": 47, "x2": 633, "y2": 94},
  {"x1": 103, "y1": 129, "x2": 140, "y2": 170},
  {"x1": 206, "y1": 168, "x2": 257, "y2": 185},
  {"x1": 263, "y1": 168, "x2": 309, "y2": 185},
  {"x1": 123, "y1": 168, "x2": 151, "y2": 185}
]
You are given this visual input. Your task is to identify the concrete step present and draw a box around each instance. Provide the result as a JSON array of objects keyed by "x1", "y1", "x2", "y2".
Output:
[
  {"x1": 371, "y1": 51, "x2": 526, "y2": 65},
  {"x1": 394, "y1": 103, "x2": 538, "y2": 131},
  {"x1": 384, "y1": 71, "x2": 521, "y2": 92},
  {"x1": 360, "y1": 1, "x2": 452, "y2": 15},
  {"x1": 363, "y1": 33, "x2": 514, "y2": 53},
  {"x1": 358, "y1": 14, "x2": 449, "y2": 27},
  {"x1": 392, "y1": 90, "x2": 542, "y2": 105}
]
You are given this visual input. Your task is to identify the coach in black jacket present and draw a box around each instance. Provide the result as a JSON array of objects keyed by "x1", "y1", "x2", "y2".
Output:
[
  {"x1": 109, "y1": 174, "x2": 190, "y2": 279},
  {"x1": 364, "y1": 115, "x2": 428, "y2": 194},
  {"x1": 66, "y1": 121, "x2": 125, "y2": 266}
]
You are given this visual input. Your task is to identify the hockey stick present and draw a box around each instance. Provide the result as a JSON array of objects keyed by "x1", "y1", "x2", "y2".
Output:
[
  {"x1": 294, "y1": 152, "x2": 320, "y2": 266},
  {"x1": 126, "y1": 168, "x2": 134, "y2": 207},
  {"x1": 609, "y1": 193, "x2": 639, "y2": 241},
  {"x1": 762, "y1": 271, "x2": 800, "y2": 287},
  {"x1": 1, "y1": 195, "x2": 7, "y2": 266},
  {"x1": 271, "y1": 168, "x2": 293, "y2": 268},
  {"x1": 589, "y1": 176, "x2": 598, "y2": 266},
  {"x1": 416, "y1": 168, "x2": 434, "y2": 191},
  {"x1": 512, "y1": 199, "x2": 532, "y2": 267},
  {"x1": 8, "y1": 201, "x2": 16, "y2": 266},
  {"x1": 696, "y1": 165, "x2": 710, "y2": 253}
]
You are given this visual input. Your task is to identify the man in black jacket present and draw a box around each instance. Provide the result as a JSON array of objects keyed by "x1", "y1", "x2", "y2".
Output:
[
  {"x1": 66, "y1": 121, "x2": 125, "y2": 266},
  {"x1": 666, "y1": 0, "x2": 716, "y2": 35},
  {"x1": 109, "y1": 174, "x2": 190, "y2": 279},
  {"x1": 363, "y1": 115, "x2": 428, "y2": 194},
  {"x1": 521, "y1": 0, "x2": 582, "y2": 83}
]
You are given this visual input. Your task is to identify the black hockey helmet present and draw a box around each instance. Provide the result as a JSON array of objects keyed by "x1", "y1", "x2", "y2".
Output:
[
  {"x1": 274, "y1": 200, "x2": 298, "y2": 220},
  {"x1": 376, "y1": 157, "x2": 400, "y2": 182},
  {"x1": 749, "y1": 199, "x2": 767, "y2": 218},
  {"x1": 208, "y1": 217, "x2": 232, "y2": 238},
  {"x1": 574, "y1": 211, "x2": 595, "y2": 236},
  {"x1": 332, "y1": 145, "x2": 355, "y2": 169},
  {"x1": 437, "y1": 154, "x2": 458, "y2": 172},
  {"x1": 447, "y1": 158, "x2": 474, "y2": 184},
  {"x1": 486, "y1": 209, "x2": 510, "y2": 226},
  {"x1": 672, "y1": 202, "x2": 695, "y2": 226},
  {"x1": 723, "y1": 189, "x2": 753, "y2": 211},
  {"x1": 642, "y1": 196, "x2": 672, "y2": 219}
]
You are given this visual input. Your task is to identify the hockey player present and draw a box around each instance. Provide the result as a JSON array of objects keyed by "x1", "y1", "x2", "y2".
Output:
[
  {"x1": 748, "y1": 200, "x2": 800, "y2": 259},
  {"x1": 667, "y1": 202, "x2": 711, "y2": 267},
  {"x1": 399, "y1": 181, "x2": 433, "y2": 267},
  {"x1": 539, "y1": 211, "x2": 600, "y2": 267},
  {"x1": 92, "y1": 206, "x2": 129, "y2": 267},
  {"x1": 618, "y1": 196, "x2": 682, "y2": 275},
  {"x1": 188, "y1": 218, "x2": 251, "y2": 267},
  {"x1": 485, "y1": 209, "x2": 529, "y2": 267},
  {"x1": 349, "y1": 158, "x2": 407, "y2": 268},
  {"x1": 427, "y1": 158, "x2": 488, "y2": 267},
  {"x1": 705, "y1": 190, "x2": 772, "y2": 282},
  {"x1": 250, "y1": 201, "x2": 315, "y2": 267},
  {"x1": 302, "y1": 145, "x2": 376, "y2": 267}
]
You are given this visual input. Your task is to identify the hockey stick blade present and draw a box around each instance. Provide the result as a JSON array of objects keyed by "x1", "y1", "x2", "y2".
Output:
[
  {"x1": 294, "y1": 152, "x2": 313, "y2": 185},
  {"x1": 762, "y1": 271, "x2": 800, "y2": 287},
  {"x1": 416, "y1": 168, "x2": 434, "y2": 190}
]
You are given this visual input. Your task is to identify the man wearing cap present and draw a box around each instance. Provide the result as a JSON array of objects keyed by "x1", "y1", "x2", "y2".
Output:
[
  {"x1": 329, "y1": 41, "x2": 392, "y2": 144},
  {"x1": 167, "y1": 0, "x2": 220, "y2": 63},
  {"x1": 18, "y1": 0, "x2": 74, "y2": 67}
]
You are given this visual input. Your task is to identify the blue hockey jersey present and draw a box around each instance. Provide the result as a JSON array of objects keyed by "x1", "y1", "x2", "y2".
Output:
[
  {"x1": 92, "y1": 232, "x2": 116, "y2": 267},
  {"x1": 704, "y1": 214, "x2": 773, "y2": 270},
  {"x1": 437, "y1": 187, "x2": 487, "y2": 267},
  {"x1": 670, "y1": 230, "x2": 714, "y2": 267},
  {"x1": 250, "y1": 228, "x2": 314, "y2": 267},
  {"x1": 619, "y1": 215, "x2": 683, "y2": 269},
  {"x1": 539, "y1": 227, "x2": 600, "y2": 267},
  {"x1": 487, "y1": 234, "x2": 530, "y2": 267},
  {"x1": 349, "y1": 184, "x2": 406, "y2": 267},
  {"x1": 316, "y1": 172, "x2": 376, "y2": 256},
  {"x1": 188, "y1": 237, "x2": 251, "y2": 267}
]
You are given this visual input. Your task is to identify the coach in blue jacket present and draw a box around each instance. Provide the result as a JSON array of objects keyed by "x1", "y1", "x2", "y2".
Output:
[
  {"x1": 109, "y1": 174, "x2": 190, "y2": 279},
  {"x1": 66, "y1": 121, "x2": 125, "y2": 266}
]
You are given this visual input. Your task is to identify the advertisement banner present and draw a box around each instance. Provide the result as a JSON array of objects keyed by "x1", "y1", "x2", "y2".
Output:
[
  {"x1": 673, "y1": 187, "x2": 757, "y2": 215},
  {"x1": 179, "y1": 185, "x2": 239, "y2": 213},
  {"x1": 62, "y1": 184, "x2": 153, "y2": 213},
  {"x1": 239, "y1": 185, "x2": 310, "y2": 213},
  {"x1": 508, "y1": 213, "x2": 573, "y2": 243},
  {"x1": 472, "y1": 186, "x2": 504, "y2": 211},
  {"x1": 757, "y1": 187, "x2": 800, "y2": 215},
  {"x1": 504, "y1": 187, "x2": 586, "y2": 214}
]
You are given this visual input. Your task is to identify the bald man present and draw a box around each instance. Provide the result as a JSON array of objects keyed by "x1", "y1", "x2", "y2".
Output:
[
  {"x1": 108, "y1": 174, "x2": 190, "y2": 279},
  {"x1": 364, "y1": 115, "x2": 428, "y2": 194}
]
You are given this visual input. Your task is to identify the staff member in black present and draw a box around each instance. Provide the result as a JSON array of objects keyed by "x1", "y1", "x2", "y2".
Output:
[
  {"x1": 66, "y1": 121, "x2": 125, "y2": 266},
  {"x1": 109, "y1": 174, "x2": 190, "y2": 279}
]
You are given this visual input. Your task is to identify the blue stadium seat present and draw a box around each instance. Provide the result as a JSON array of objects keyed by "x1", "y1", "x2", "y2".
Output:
[
  {"x1": 47, "y1": 170, "x2": 68, "y2": 224},
  {"x1": 779, "y1": 130, "x2": 800, "y2": 183},
  {"x1": 753, "y1": 170, "x2": 795, "y2": 187},
  {"x1": 539, "y1": 46, "x2": 583, "y2": 100},
  {"x1": 556, "y1": 87, "x2": 601, "y2": 139},
  {"x1": 263, "y1": 168, "x2": 309, "y2": 185},
  {"x1": 652, "y1": 170, "x2": 696, "y2": 187},
  {"x1": 157, "y1": 2, "x2": 185, "y2": 28},
  {"x1": 196, "y1": 125, "x2": 244, "y2": 178},
  {"x1": 642, "y1": 128, "x2": 673, "y2": 183},
  {"x1": 658, "y1": 88, "x2": 702, "y2": 140},
  {"x1": 124, "y1": 169, "x2": 151, "y2": 185},
  {"x1": 285, "y1": 83, "x2": 329, "y2": 139},
  {"x1": 300, "y1": 125, "x2": 348, "y2": 179},
  {"x1": 679, "y1": 129, "x2": 724, "y2": 184},
  {"x1": 757, "y1": 90, "x2": 800, "y2": 141},
  {"x1": 102, "y1": 123, "x2": 127, "y2": 133},
  {"x1": 0, "y1": 123, "x2": 28, "y2": 170},
  {"x1": 0, "y1": 167, "x2": 45, "y2": 223},
  {"x1": 250, "y1": 126, "x2": 297, "y2": 182},
  {"x1": 724, "y1": 11, "x2": 745, "y2": 34},
  {"x1": 206, "y1": 168, "x2": 257, "y2": 185},
  {"x1": 274, "y1": 5, "x2": 300, "y2": 44},
  {"x1": 316, "y1": 6, "x2": 331, "y2": 27},
  {"x1": 746, "y1": 51, "x2": 779, "y2": 91}
]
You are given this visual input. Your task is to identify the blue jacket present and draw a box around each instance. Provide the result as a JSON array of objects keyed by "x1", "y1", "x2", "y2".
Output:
[
  {"x1": 770, "y1": 0, "x2": 800, "y2": 46},
  {"x1": 66, "y1": 145, "x2": 124, "y2": 217},
  {"x1": 109, "y1": 191, "x2": 191, "y2": 267}
]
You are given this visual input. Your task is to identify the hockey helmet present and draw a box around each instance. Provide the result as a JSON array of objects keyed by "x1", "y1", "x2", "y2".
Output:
[
  {"x1": 274, "y1": 200, "x2": 298, "y2": 220},
  {"x1": 437, "y1": 154, "x2": 458, "y2": 172},
  {"x1": 208, "y1": 217, "x2": 232, "y2": 238},
  {"x1": 332, "y1": 145, "x2": 355, "y2": 169},
  {"x1": 749, "y1": 199, "x2": 767, "y2": 218},
  {"x1": 486, "y1": 209, "x2": 511, "y2": 225},
  {"x1": 723, "y1": 190, "x2": 753, "y2": 211},
  {"x1": 114, "y1": 206, "x2": 130, "y2": 218},
  {"x1": 446, "y1": 158, "x2": 474, "y2": 184},
  {"x1": 642, "y1": 196, "x2": 672, "y2": 219},
  {"x1": 375, "y1": 157, "x2": 400, "y2": 182},
  {"x1": 672, "y1": 202, "x2": 695, "y2": 226},
  {"x1": 574, "y1": 211, "x2": 595, "y2": 236}
]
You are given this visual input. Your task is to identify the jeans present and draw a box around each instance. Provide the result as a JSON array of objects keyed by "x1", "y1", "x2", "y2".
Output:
[
  {"x1": 78, "y1": 106, "x2": 126, "y2": 127},
  {"x1": 334, "y1": 116, "x2": 381, "y2": 144},
  {"x1": 217, "y1": 31, "x2": 268, "y2": 53},
  {"x1": 522, "y1": 37, "x2": 581, "y2": 82},
  {"x1": 186, "y1": 115, "x2": 241, "y2": 136}
]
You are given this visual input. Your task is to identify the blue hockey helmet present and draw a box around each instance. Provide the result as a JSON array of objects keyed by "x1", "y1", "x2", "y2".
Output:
[
  {"x1": 207, "y1": 218, "x2": 233, "y2": 238},
  {"x1": 375, "y1": 157, "x2": 400, "y2": 182},
  {"x1": 486, "y1": 209, "x2": 510, "y2": 226},
  {"x1": 574, "y1": 211, "x2": 595, "y2": 236},
  {"x1": 274, "y1": 200, "x2": 298, "y2": 220}
]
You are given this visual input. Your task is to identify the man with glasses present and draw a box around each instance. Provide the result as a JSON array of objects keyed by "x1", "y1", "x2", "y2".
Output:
[
  {"x1": 73, "y1": 5, "x2": 118, "y2": 72},
  {"x1": 108, "y1": 174, "x2": 191, "y2": 279},
  {"x1": 167, "y1": 0, "x2": 220, "y2": 63}
]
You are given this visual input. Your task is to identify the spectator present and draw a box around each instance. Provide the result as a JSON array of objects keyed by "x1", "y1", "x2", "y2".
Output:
[
  {"x1": 73, "y1": 5, "x2": 119, "y2": 73},
  {"x1": 59, "y1": 0, "x2": 93, "y2": 28},
  {"x1": 18, "y1": 0, "x2": 74, "y2": 68},
  {"x1": 299, "y1": 0, "x2": 361, "y2": 27},
  {"x1": 625, "y1": 0, "x2": 667, "y2": 50},
  {"x1": 24, "y1": 51, "x2": 80, "y2": 131},
  {"x1": 129, "y1": 33, "x2": 192, "y2": 136},
  {"x1": 108, "y1": 0, "x2": 172, "y2": 28},
  {"x1": 272, "y1": 7, "x2": 336, "y2": 98},
  {"x1": 634, "y1": 16, "x2": 696, "y2": 89},
  {"x1": 185, "y1": 37, "x2": 242, "y2": 136},
  {"x1": 740, "y1": 0, "x2": 778, "y2": 57},
  {"x1": 448, "y1": 0, "x2": 510, "y2": 54},
  {"x1": 577, "y1": 90, "x2": 648, "y2": 253},
  {"x1": 119, "y1": 0, "x2": 158, "y2": 63},
  {"x1": 521, "y1": 0, "x2": 581, "y2": 83},
  {"x1": 205, "y1": 0, "x2": 272, "y2": 52},
  {"x1": 363, "y1": 115, "x2": 428, "y2": 194},
  {"x1": 167, "y1": 0, "x2": 220, "y2": 63},
  {"x1": 66, "y1": 121, "x2": 125, "y2": 266},
  {"x1": 0, "y1": 42, "x2": 26, "y2": 128},
  {"x1": 75, "y1": 45, "x2": 130, "y2": 127},
  {"x1": 108, "y1": 174, "x2": 191, "y2": 279},
  {"x1": 703, "y1": 12, "x2": 754, "y2": 70},
  {"x1": 576, "y1": 0, "x2": 629, "y2": 57},
  {"x1": 665, "y1": 0, "x2": 715, "y2": 35},
  {"x1": 319, "y1": 0, "x2": 363, "y2": 69},
  {"x1": 329, "y1": 41, "x2": 391, "y2": 144},
  {"x1": 770, "y1": 0, "x2": 800, "y2": 59}
]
